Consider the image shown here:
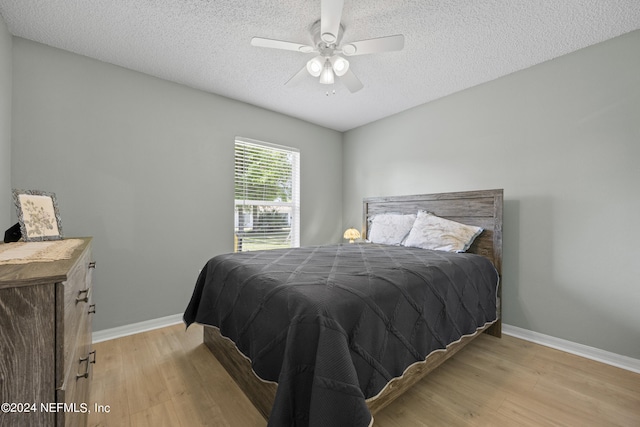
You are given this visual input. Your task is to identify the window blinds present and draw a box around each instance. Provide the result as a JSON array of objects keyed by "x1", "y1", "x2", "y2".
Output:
[{"x1": 234, "y1": 138, "x2": 300, "y2": 252}]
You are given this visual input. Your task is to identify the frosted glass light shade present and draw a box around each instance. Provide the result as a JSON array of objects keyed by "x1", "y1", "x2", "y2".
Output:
[
  {"x1": 306, "y1": 56, "x2": 324, "y2": 77},
  {"x1": 330, "y1": 56, "x2": 349, "y2": 76},
  {"x1": 319, "y1": 60, "x2": 335, "y2": 84}
]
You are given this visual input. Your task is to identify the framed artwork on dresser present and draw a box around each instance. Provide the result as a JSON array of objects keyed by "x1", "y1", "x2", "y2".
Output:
[{"x1": 12, "y1": 189, "x2": 64, "y2": 242}]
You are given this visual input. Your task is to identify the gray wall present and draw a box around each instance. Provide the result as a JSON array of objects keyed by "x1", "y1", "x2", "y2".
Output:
[
  {"x1": 11, "y1": 38, "x2": 343, "y2": 331},
  {"x1": 343, "y1": 30, "x2": 640, "y2": 359},
  {"x1": 0, "y1": 15, "x2": 11, "y2": 227}
]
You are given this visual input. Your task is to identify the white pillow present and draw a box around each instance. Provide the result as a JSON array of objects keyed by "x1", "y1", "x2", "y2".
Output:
[
  {"x1": 368, "y1": 213, "x2": 417, "y2": 245},
  {"x1": 403, "y1": 211, "x2": 483, "y2": 252}
]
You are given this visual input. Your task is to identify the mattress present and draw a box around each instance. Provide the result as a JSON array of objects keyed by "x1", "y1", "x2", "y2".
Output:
[{"x1": 184, "y1": 243, "x2": 499, "y2": 427}]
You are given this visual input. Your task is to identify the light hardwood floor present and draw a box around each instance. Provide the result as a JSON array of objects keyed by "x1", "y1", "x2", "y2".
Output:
[{"x1": 88, "y1": 324, "x2": 640, "y2": 426}]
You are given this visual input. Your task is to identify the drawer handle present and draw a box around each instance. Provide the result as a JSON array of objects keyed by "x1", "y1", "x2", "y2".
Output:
[
  {"x1": 77, "y1": 358, "x2": 89, "y2": 380},
  {"x1": 88, "y1": 304, "x2": 96, "y2": 315},
  {"x1": 88, "y1": 261, "x2": 96, "y2": 269},
  {"x1": 77, "y1": 351, "x2": 96, "y2": 380},
  {"x1": 81, "y1": 350, "x2": 97, "y2": 364},
  {"x1": 76, "y1": 289, "x2": 89, "y2": 303}
]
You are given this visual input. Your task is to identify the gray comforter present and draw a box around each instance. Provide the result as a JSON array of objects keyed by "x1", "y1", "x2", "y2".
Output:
[{"x1": 184, "y1": 243, "x2": 499, "y2": 427}]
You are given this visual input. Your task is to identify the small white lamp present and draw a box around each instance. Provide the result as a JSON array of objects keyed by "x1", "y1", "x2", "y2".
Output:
[{"x1": 343, "y1": 228, "x2": 361, "y2": 243}]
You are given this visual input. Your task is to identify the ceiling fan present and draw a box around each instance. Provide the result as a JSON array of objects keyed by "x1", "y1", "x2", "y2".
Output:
[{"x1": 250, "y1": 0, "x2": 404, "y2": 93}]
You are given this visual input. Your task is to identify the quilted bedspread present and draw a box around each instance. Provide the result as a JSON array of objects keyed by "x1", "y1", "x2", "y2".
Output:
[{"x1": 184, "y1": 243, "x2": 499, "y2": 427}]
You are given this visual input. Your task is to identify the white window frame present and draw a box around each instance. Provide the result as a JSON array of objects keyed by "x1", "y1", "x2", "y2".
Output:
[{"x1": 234, "y1": 137, "x2": 300, "y2": 252}]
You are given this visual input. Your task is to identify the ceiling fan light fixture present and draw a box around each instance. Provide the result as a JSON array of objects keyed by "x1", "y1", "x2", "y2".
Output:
[
  {"x1": 330, "y1": 55, "x2": 349, "y2": 76},
  {"x1": 306, "y1": 56, "x2": 324, "y2": 77},
  {"x1": 319, "y1": 60, "x2": 335, "y2": 84},
  {"x1": 251, "y1": 0, "x2": 405, "y2": 93}
]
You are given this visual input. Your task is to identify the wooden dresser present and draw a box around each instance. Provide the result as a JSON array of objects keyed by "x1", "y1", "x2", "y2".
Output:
[{"x1": 0, "y1": 237, "x2": 95, "y2": 427}]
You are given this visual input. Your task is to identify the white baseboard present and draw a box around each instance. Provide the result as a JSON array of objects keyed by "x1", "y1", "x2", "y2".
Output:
[
  {"x1": 92, "y1": 313, "x2": 184, "y2": 343},
  {"x1": 503, "y1": 324, "x2": 640, "y2": 374},
  {"x1": 92, "y1": 316, "x2": 639, "y2": 374}
]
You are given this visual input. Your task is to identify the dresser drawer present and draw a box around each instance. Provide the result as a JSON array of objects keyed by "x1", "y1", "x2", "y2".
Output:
[
  {"x1": 57, "y1": 241, "x2": 95, "y2": 427},
  {"x1": 57, "y1": 322, "x2": 94, "y2": 427},
  {"x1": 62, "y1": 247, "x2": 93, "y2": 383}
]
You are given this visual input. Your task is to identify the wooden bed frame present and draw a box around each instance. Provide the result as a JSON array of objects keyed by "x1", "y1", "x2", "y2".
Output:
[{"x1": 203, "y1": 189, "x2": 503, "y2": 421}]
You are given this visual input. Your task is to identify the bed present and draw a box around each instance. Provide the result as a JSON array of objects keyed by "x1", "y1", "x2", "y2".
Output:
[{"x1": 184, "y1": 189, "x2": 503, "y2": 426}]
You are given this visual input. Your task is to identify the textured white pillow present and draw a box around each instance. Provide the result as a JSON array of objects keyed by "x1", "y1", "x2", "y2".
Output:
[
  {"x1": 368, "y1": 213, "x2": 417, "y2": 245},
  {"x1": 403, "y1": 211, "x2": 483, "y2": 252}
]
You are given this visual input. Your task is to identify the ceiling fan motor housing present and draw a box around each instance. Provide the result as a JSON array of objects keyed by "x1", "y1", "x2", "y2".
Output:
[{"x1": 310, "y1": 20, "x2": 344, "y2": 54}]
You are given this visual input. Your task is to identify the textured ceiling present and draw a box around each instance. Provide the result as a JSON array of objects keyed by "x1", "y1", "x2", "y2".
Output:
[{"x1": 1, "y1": 0, "x2": 639, "y2": 131}]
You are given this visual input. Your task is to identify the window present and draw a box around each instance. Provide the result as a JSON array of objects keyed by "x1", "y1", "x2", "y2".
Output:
[{"x1": 234, "y1": 137, "x2": 300, "y2": 252}]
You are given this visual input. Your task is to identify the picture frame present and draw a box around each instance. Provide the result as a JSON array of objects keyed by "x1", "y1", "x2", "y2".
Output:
[{"x1": 12, "y1": 189, "x2": 64, "y2": 242}]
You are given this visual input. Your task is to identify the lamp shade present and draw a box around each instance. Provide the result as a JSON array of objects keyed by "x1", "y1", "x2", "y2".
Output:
[
  {"x1": 330, "y1": 55, "x2": 349, "y2": 77},
  {"x1": 343, "y1": 227, "x2": 361, "y2": 243},
  {"x1": 306, "y1": 56, "x2": 324, "y2": 77},
  {"x1": 319, "y1": 59, "x2": 335, "y2": 84}
]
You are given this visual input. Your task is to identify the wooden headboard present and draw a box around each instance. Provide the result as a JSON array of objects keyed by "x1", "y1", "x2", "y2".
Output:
[{"x1": 363, "y1": 189, "x2": 503, "y2": 335}]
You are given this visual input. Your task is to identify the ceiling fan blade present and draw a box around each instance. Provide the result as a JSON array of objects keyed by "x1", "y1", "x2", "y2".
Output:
[
  {"x1": 251, "y1": 37, "x2": 315, "y2": 53},
  {"x1": 284, "y1": 65, "x2": 309, "y2": 86},
  {"x1": 321, "y1": 0, "x2": 344, "y2": 44},
  {"x1": 342, "y1": 34, "x2": 404, "y2": 56},
  {"x1": 339, "y1": 68, "x2": 364, "y2": 93}
]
